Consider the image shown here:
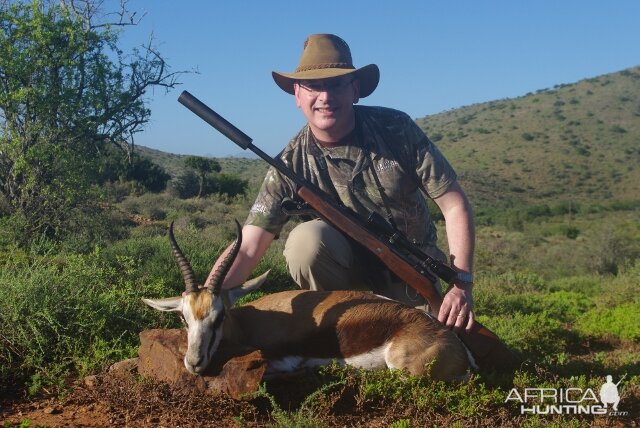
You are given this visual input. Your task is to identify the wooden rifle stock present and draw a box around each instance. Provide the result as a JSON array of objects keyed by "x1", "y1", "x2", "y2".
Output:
[
  {"x1": 299, "y1": 187, "x2": 517, "y2": 373},
  {"x1": 177, "y1": 90, "x2": 518, "y2": 373},
  {"x1": 297, "y1": 186, "x2": 443, "y2": 313}
]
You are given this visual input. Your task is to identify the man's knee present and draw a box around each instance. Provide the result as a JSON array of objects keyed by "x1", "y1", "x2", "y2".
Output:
[
  {"x1": 283, "y1": 220, "x2": 357, "y2": 290},
  {"x1": 283, "y1": 220, "x2": 353, "y2": 269}
]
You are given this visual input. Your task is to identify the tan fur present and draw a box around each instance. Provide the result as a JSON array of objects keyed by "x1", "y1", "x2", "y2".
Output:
[
  {"x1": 188, "y1": 291, "x2": 213, "y2": 321},
  {"x1": 223, "y1": 290, "x2": 469, "y2": 380}
]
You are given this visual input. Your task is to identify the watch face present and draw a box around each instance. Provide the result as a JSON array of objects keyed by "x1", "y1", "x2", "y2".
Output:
[{"x1": 457, "y1": 272, "x2": 473, "y2": 284}]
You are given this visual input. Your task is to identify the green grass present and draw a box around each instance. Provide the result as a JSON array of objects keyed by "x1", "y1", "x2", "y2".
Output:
[{"x1": 577, "y1": 301, "x2": 640, "y2": 341}]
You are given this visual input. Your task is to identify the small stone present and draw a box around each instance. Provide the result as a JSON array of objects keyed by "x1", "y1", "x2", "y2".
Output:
[
  {"x1": 109, "y1": 357, "x2": 139, "y2": 374},
  {"x1": 84, "y1": 375, "x2": 99, "y2": 388},
  {"x1": 43, "y1": 405, "x2": 62, "y2": 414}
]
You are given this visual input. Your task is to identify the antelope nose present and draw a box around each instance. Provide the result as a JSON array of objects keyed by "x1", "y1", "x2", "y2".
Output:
[
  {"x1": 194, "y1": 357, "x2": 204, "y2": 369},
  {"x1": 184, "y1": 355, "x2": 200, "y2": 374}
]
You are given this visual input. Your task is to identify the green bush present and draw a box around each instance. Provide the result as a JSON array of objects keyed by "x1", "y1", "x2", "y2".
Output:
[
  {"x1": 539, "y1": 291, "x2": 594, "y2": 321},
  {"x1": 547, "y1": 276, "x2": 602, "y2": 296},
  {"x1": 0, "y1": 248, "x2": 178, "y2": 395},
  {"x1": 171, "y1": 171, "x2": 248, "y2": 199},
  {"x1": 318, "y1": 364, "x2": 503, "y2": 417},
  {"x1": 210, "y1": 173, "x2": 249, "y2": 197},
  {"x1": 484, "y1": 312, "x2": 567, "y2": 357},
  {"x1": 591, "y1": 228, "x2": 639, "y2": 275},
  {"x1": 476, "y1": 289, "x2": 592, "y2": 323},
  {"x1": 565, "y1": 226, "x2": 580, "y2": 239},
  {"x1": 576, "y1": 302, "x2": 640, "y2": 341},
  {"x1": 481, "y1": 271, "x2": 547, "y2": 294},
  {"x1": 609, "y1": 125, "x2": 627, "y2": 134}
]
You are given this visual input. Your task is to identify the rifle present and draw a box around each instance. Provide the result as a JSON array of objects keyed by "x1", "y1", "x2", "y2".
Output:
[{"x1": 178, "y1": 90, "x2": 517, "y2": 373}]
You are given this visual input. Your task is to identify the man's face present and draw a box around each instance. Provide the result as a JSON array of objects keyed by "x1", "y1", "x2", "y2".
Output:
[{"x1": 294, "y1": 75, "x2": 360, "y2": 142}]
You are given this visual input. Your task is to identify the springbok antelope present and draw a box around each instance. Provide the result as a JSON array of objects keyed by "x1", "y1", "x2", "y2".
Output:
[{"x1": 143, "y1": 221, "x2": 473, "y2": 381}]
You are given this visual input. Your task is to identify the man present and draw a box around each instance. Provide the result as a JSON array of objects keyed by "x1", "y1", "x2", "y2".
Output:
[{"x1": 205, "y1": 34, "x2": 476, "y2": 333}]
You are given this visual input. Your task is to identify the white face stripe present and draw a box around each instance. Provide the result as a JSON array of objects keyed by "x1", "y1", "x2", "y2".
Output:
[{"x1": 182, "y1": 296, "x2": 225, "y2": 374}]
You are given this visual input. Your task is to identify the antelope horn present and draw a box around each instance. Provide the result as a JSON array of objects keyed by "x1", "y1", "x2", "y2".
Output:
[
  {"x1": 168, "y1": 221, "x2": 199, "y2": 294},
  {"x1": 206, "y1": 220, "x2": 242, "y2": 295}
]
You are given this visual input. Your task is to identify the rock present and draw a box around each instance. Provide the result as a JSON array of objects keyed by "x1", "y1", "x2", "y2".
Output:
[
  {"x1": 138, "y1": 329, "x2": 267, "y2": 399},
  {"x1": 204, "y1": 347, "x2": 270, "y2": 399},
  {"x1": 83, "y1": 375, "x2": 99, "y2": 388},
  {"x1": 43, "y1": 405, "x2": 62, "y2": 414},
  {"x1": 108, "y1": 357, "x2": 139, "y2": 376}
]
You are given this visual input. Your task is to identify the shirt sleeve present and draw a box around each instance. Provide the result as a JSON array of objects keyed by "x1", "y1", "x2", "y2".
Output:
[
  {"x1": 245, "y1": 165, "x2": 295, "y2": 236},
  {"x1": 403, "y1": 115, "x2": 457, "y2": 199}
]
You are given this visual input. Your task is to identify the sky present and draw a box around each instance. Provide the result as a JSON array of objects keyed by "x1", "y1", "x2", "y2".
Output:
[{"x1": 112, "y1": 0, "x2": 640, "y2": 158}]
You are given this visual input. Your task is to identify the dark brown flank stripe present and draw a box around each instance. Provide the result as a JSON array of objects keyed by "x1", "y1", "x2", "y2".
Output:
[{"x1": 227, "y1": 290, "x2": 451, "y2": 359}]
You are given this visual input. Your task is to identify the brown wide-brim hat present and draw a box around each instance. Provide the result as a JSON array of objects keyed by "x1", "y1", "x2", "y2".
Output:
[{"x1": 272, "y1": 34, "x2": 380, "y2": 98}]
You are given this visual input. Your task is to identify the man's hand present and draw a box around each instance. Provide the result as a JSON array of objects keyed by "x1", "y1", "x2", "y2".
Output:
[{"x1": 437, "y1": 283, "x2": 475, "y2": 333}]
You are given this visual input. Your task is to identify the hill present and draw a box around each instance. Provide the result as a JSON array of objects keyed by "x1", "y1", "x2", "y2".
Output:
[
  {"x1": 134, "y1": 145, "x2": 267, "y2": 190},
  {"x1": 135, "y1": 66, "x2": 640, "y2": 211},
  {"x1": 416, "y1": 66, "x2": 640, "y2": 209}
]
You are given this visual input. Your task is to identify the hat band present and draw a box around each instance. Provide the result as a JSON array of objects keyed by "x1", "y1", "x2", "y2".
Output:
[{"x1": 295, "y1": 62, "x2": 355, "y2": 72}]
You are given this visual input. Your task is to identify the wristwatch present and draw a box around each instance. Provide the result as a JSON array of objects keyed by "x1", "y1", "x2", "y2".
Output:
[{"x1": 455, "y1": 271, "x2": 474, "y2": 285}]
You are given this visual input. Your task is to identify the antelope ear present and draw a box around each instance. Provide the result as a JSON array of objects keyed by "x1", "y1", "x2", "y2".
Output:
[
  {"x1": 225, "y1": 270, "x2": 270, "y2": 306},
  {"x1": 142, "y1": 296, "x2": 184, "y2": 312}
]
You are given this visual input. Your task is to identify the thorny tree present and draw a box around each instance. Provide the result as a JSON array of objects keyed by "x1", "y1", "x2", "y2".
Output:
[
  {"x1": 0, "y1": 0, "x2": 182, "y2": 244},
  {"x1": 184, "y1": 156, "x2": 221, "y2": 198}
]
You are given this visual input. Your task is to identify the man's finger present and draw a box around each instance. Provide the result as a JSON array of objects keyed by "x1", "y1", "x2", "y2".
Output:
[
  {"x1": 445, "y1": 307, "x2": 461, "y2": 328},
  {"x1": 465, "y1": 311, "x2": 476, "y2": 333},
  {"x1": 438, "y1": 303, "x2": 451, "y2": 325},
  {"x1": 453, "y1": 311, "x2": 467, "y2": 332}
]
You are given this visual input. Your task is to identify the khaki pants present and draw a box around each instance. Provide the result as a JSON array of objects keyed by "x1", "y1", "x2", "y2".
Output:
[{"x1": 283, "y1": 219, "x2": 441, "y2": 313}]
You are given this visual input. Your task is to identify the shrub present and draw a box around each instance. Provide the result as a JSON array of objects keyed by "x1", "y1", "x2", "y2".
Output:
[
  {"x1": 525, "y1": 204, "x2": 552, "y2": 220},
  {"x1": 549, "y1": 276, "x2": 602, "y2": 296},
  {"x1": 610, "y1": 125, "x2": 627, "y2": 134},
  {"x1": 591, "y1": 228, "x2": 638, "y2": 275},
  {"x1": 318, "y1": 364, "x2": 503, "y2": 417},
  {"x1": 484, "y1": 312, "x2": 567, "y2": 358},
  {"x1": 430, "y1": 132, "x2": 444, "y2": 142},
  {"x1": 0, "y1": 248, "x2": 179, "y2": 395},
  {"x1": 539, "y1": 291, "x2": 594, "y2": 322},
  {"x1": 171, "y1": 170, "x2": 201, "y2": 199},
  {"x1": 210, "y1": 173, "x2": 248, "y2": 197},
  {"x1": 126, "y1": 155, "x2": 171, "y2": 193},
  {"x1": 576, "y1": 302, "x2": 640, "y2": 341},
  {"x1": 171, "y1": 171, "x2": 248, "y2": 199},
  {"x1": 551, "y1": 201, "x2": 580, "y2": 216},
  {"x1": 476, "y1": 289, "x2": 592, "y2": 323},
  {"x1": 565, "y1": 226, "x2": 580, "y2": 239},
  {"x1": 479, "y1": 271, "x2": 547, "y2": 294}
]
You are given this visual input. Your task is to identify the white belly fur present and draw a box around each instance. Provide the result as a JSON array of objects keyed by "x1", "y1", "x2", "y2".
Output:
[{"x1": 264, "y1": 344, "x2": 389, "y2": 377}]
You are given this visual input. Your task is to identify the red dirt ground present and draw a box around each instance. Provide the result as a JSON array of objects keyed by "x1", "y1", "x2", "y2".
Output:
[{"x1": 1, "y1": 369, "x2": 637, "y2": 427}]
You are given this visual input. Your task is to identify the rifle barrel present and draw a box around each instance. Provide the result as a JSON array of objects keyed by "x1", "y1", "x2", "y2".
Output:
[{"x1": 178, "y1": 91, "x2": 253, "y2": 149}]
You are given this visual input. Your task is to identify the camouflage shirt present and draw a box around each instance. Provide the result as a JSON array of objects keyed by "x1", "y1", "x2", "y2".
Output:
[{"x1": 246, "y1": 105, "x2": 457, "y2": 253}]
